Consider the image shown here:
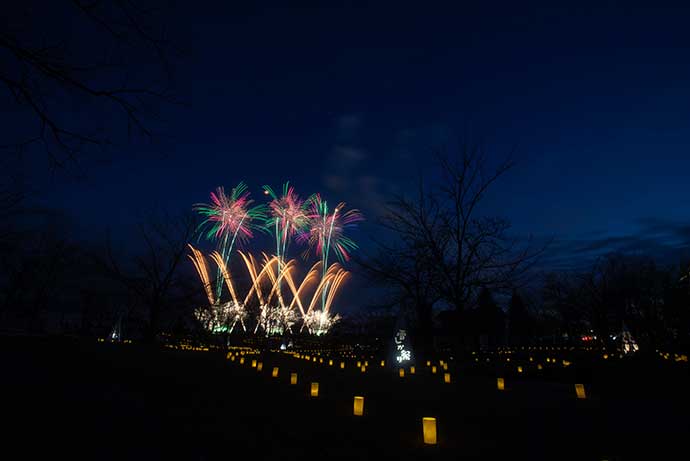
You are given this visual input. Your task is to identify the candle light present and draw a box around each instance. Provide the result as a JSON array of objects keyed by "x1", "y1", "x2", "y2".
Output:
[
  {"x1": 422, "y1": 417, "x2": 437, "y2": 445},
  {"x1": 575, "y1": 384, "x2": 586, "y2": 399},
  {"x1": 353, "y1": 396, "x2": 364, "y2": 416},
  {"x1": 497, "y1": 377, "x2": 505, "y2": 391}
]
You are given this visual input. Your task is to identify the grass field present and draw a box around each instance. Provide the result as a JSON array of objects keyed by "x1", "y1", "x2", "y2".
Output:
[{"x1": 2, "y1": 335, "x2": 688, "y2": 460}]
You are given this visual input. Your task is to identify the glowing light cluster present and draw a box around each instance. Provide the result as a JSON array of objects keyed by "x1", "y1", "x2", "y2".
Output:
[
  {"x1": 189, "y1": 182, "x2": 363, "y2": 335},
  {"x1": 302, "y1": 309, "x2": 342, "y2": 336},
  {"x1": 194, "y1": 183, "x2": 264, "y2": 243},
  {"x1": 194, "y1": 182, "x2": 266, "y2": 301},
  {"x1": 194, "y1": 301, "x2": 246, "y2": 334},
  {"x1": 297, "y1": 193, "x2": 363, "y2": 264},
  {"x1": 394, "y1": 329, "x2": 413, "y2": 363},
  {"x1": 263, "y1": 182, "x2": 309, "y2": 261},
  {"x1": 191, "y1": 181, "x2": 362, "y2": 336}
]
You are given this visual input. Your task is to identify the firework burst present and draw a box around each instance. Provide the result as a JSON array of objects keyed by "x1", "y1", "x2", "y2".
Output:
[
  {"x1": 297, "y1": 193, "x2": 362, "y2": 316},
  {"x1": 194, "y1": 182, "x2": 265, "y2": 245},
  {"x1": 194, "y1": 182, "x2": 266, "y2": 299},
  {"x1": 298, "y1": 194, "x2": 363, "y2": 263},
  {"x1": 263, "y1": 182, "x2": 309, "y2": 256},
  {"x1": 190, "y1": 182, "x2": 360, "y2": 337},
  {"x1": 256, "y1": 305, "x2": 298, "y2": 336},
  {"x1": 303, "y1": 310, "x2": 341, "y2": 336}
]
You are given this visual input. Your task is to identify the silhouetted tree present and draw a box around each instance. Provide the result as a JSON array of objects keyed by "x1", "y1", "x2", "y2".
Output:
[
  {"x1": 666, "y1": 262, "x2": 690, "y2": 348},
  {"x1": 357, "y1": 191, "x2": 443, "y2": 357},
  {"x1": 96, "y1": 211, "x2": 196, "y2": 343},
  {"x1": 361, "y1": 143, "x2": 545, "y2": 351},
  {"x1": 1, "y1": 0, "x2": 182, "y2": 165},
  {"x1": 0, "y1": 186, "x2": 23, "y2": 250},
  {"x1": 475, "y1": 287, "x2": 505, "y2": 348},
  {"x1": 578, "y1": 254, "x2": 665, "y2": 349},
  {"x1": 540, "y1": 253, "x2": 690, "y2": 351},
  {"x1": 540, "y1": 271, "x2": 585, "y2": 342},
  {"x1": 507, "y1": 290, "x2": 531, "y2": 346},
  {"x1": 418, "y1": 147, "x2": 545, "y2": 314}
]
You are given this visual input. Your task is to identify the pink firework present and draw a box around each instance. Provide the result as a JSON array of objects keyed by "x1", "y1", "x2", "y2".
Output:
[
  {"x1": 264, "y1": 182, "x2": 309, "y2": 245},
  {"x1": 195, "y1": 182, "x2": 264, "y2": 245},
  {"x1": 298, "y1": 194, "x2": 363, "y2": 263}
]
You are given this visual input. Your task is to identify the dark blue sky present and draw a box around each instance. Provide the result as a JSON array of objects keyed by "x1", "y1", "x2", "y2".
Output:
[{"x1": 7, "y1": 1, "x2": 690, "y2": 279}]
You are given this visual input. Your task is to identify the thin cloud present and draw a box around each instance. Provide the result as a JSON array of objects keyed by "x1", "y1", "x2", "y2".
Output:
[{"x1": 538, "y1": 218, "x2": 690, "y2": 272}]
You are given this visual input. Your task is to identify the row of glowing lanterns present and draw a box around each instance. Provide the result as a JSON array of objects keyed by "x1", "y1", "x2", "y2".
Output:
[
  {"x1": 226, "y1": 351, "x2": 589, "y2": 445},
  {"x1": 294, "y1": 350, "x2": 571, "y2": 376},
  {"x1": 96, "y1": 338, "x2": 133, "y2": 344},
  {"x1": 231, "y1": 349, "x2": 584, "y2": 383},
  {"x1": 657, "y1": 351, "x2": 688, "y2": 362},
  {"x1": 164, "y1": 344, "x2": 209, "y2": 351},
  {"x1": 97, "y1": 337, "x2": 636, "y2": 359},
  {"x1": 162, "y1": 342, "x2": 613, "y2": 372},
  {"x1": 100, "y1": 338, "x2": 688, "y2": 369}
]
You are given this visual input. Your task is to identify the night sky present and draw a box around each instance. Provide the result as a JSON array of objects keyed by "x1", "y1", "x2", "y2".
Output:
[{"x1": 6, "y1": 1, "x2": 690, "y2": 277}]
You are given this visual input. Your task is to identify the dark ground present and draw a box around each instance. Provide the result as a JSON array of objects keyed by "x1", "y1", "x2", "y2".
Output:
[{"x1": 2, "y1": 335, "x2": 688, "y2": 460}]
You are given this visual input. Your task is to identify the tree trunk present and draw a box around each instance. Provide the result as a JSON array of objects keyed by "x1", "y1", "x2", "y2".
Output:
[
  {"x1": 145, "y1": 303, "x2": 161, "y2": 344},
  {"x1": 416, "y1": 302, "x2": 434, "y2": 359}
]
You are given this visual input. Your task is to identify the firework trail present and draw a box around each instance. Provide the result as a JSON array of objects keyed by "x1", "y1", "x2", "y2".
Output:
[
  {"x1": 193, "y1": 246, "x2": 347, "y2": 336},
  {"x1": 298, "y1": 194, "x2": 362, "y2": 331},
  {"x1": 263, "y1": 182, "x2": 309, "y2": 310},
  {"x1": 263, "y1": 181, "x2": 309, "y2": 262},
  {"x1": 324, "y1": 265, "x2": 349, "y2": 316},
  {"x1": 298, "y1": 194, "x2": 363, "y2": 265},
  {"x1": 194, "y1": 182, "x2": 266, "y2": 299},
  {"x1": 209, "y1": 251, "x2": 239, "y2": 306},
  {"x1": 239, "y1": 251, "x2": 281, "y2": 306},
  {"x1": 265, "y1": 259, "x2": 295, "y2": 306},
  {"x1": 282, "y1": 261, "x2": 321, "y2": 319},
  {"x1": 190, "y1": 182, "x2": 358, "y2": 337},
  {"x1": 188, "y1": 244, "x2": 215, "y2": 305}
]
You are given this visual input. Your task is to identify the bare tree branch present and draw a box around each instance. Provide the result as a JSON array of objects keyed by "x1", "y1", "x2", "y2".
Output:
[{"x1": 1, "y1": 1, "x2": 183, "y2": 165}]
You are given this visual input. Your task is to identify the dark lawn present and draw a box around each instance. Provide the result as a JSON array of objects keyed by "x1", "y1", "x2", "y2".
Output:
[{"x1": 2, "y1": 336, "x2": 687, "y2": 460}]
